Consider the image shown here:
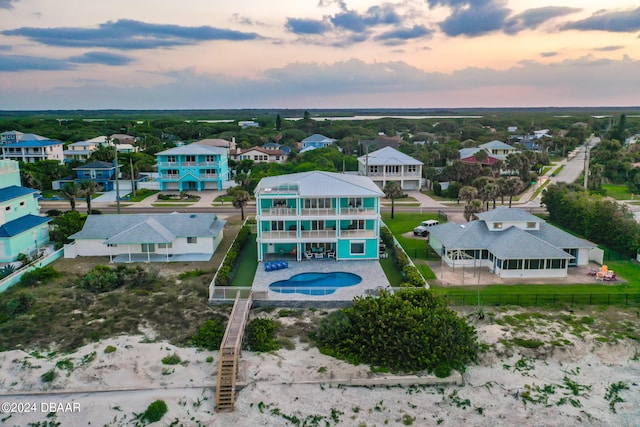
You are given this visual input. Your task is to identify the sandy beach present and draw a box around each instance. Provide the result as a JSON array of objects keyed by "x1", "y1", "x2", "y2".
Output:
[{"x1": 1, "y1": 307, "x2": 639, "y2": 426}]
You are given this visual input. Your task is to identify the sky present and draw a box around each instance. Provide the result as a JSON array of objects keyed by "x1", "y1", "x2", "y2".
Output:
[{"x1": 1, "y1": 0, "x2": 639, "y2": 110}]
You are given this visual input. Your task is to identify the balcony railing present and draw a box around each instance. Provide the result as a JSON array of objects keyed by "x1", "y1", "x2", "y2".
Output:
[
  {"x1": 160, "y1": 174, "x2": 180, "y2": 180},
  {"x1": 339, "y1": 207, "x2": 375, "y2": 216},
  {"x1": 260, "y1": 231, "x2": 299, "y2": 240},
  {"x1": 158, "y1": 161, "x2": 219, "y2": 168},
  {"x1": 339, "y1": 229, "x2": 376, "y2": 238},
  {"x1": 260, "y1": 207, "x2": 297, "y2": 216}
]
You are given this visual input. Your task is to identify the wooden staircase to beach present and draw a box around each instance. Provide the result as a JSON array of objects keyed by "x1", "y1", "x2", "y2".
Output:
[{"x1": 215, "y1": 292, "x2": 252, "y2": 412}]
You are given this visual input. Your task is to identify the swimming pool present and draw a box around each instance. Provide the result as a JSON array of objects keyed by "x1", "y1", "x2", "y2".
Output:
[{"x1": 269, "y1": 272, "x2": 362, "y2": 296}]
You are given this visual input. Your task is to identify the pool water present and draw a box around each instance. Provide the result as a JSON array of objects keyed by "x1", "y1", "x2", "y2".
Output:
[{"x1": 269, "y1": 272, "x2": 362, "y2": 295}]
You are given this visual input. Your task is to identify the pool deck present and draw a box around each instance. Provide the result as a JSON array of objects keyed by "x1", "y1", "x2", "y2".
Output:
[{"x1": 252, "y1": 259, "x2": 391, "y2": 301}]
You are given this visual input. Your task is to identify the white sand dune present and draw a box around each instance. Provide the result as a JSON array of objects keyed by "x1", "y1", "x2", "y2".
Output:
[{"x1": 1, "y1": 310, "x2": 639, "y2": 426}]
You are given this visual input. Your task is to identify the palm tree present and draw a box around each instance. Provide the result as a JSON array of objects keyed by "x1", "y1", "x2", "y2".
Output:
[
  {"x1": 80, "y1": 180, "x2": 98, "y2": 214},
  {"x1": 60, "y1": 182, "x2": 82, "y2": 212},
  {"x1": 458, "y1": 186, "x2": 478, "y2": 206},
  {"x1": 504, "y1": 177, "x2": 523, "y2": 208},
  {"x1": 232, "y1": 190, "x2": 250, "y2": 220},
  {"x1": 383, "y1": 181, "x2": 403, "y2": 219},
  {"x1": 464, "y1": 199, "x2": 483, "y2": 222}
]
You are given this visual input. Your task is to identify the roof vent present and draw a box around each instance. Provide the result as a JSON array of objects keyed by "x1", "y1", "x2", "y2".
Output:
[{"x1": 190, "y1": 214, "x2": 196, "y2": 218}]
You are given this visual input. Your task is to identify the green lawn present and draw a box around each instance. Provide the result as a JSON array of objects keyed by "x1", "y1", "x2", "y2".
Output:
[
  {"x1": 379, "y1": 256, "x2": 404, "y2": 287},
  {"x1": 125, "y1": 189, "x2": 158, "y2": 202},
  {"x1": 382, "y1": 212, "x2": 442, "y2": 261},
  {"x1": 602, "y1": 184, "x2": 633, "y2": 200},
  {"x1": 229, "y1": 234, "x2": 258, "y2": 287}
]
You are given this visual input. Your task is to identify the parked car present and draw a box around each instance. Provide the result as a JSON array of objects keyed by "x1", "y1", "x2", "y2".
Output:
[{"x1": 413, "y1": 219, "x2": 439, "y2": 237}]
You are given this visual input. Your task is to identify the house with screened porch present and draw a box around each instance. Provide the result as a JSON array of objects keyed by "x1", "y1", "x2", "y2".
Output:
[{"x1": 254, "y1": 171, "x2": 384, "y2": 262}]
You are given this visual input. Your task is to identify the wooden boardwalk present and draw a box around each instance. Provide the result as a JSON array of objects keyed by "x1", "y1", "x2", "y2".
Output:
[{"x1": 215, "y1": 292, "x2": 252, "y2": 412}]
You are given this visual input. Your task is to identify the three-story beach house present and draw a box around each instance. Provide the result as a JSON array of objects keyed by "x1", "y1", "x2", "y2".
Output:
[
  {"x1": 155, "y1": 144, "x2": 229, "y2": 191},
  {"x1": 0, "y1": 160, "x2": 51, "y2": 262},
  {"x1": 255, "y1": 171, "x2": 384, "y2": 262}
]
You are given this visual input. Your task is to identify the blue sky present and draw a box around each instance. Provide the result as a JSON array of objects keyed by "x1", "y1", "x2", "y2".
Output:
[{"x1": 1, "y1": 0, "x2": 639, "y2": 110}]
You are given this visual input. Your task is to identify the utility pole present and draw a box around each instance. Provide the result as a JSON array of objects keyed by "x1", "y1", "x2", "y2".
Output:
[
  {"x1": 130, "y1": 156, "x2": 136, "y2": 198},
  {"x1": 115, "y1": 143, "x2": 121, "y2": 214},
  {"x1": 583, "y1": 144, "x2": 590, "y2": 191}
]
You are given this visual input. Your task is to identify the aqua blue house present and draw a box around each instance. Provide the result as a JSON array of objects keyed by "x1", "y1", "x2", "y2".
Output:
[
  {"x1": 255, "y1": 171, "x2": 384, "y2": 261},
  {"x1": 156, "y1": 144, "x2": 229, "y2": 191},
  {"x1": 300, "y1": 134, "x2": 336, "y2": 151},
  {"x1": 0, "y1": 160, "x2": 50, "y2": 263}
]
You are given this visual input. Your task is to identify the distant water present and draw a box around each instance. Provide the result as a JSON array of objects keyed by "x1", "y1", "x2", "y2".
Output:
[{"x1": 285, "y1": 115, "x2": 482, "y2": 121}]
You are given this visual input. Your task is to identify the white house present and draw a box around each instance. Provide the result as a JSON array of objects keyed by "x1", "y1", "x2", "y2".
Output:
[
  {"x1": 428, "y1": 207, "x2": 595, "y2": 279},
  {"x1": 358, "y1": 146, "x2": 423, "y2": 190},
  {"x1": 1, "y1": 132, "x2": 64, "y2": 164},
  {"x1": 67, "y1": 213, "x2": 226, "y2": 262}
]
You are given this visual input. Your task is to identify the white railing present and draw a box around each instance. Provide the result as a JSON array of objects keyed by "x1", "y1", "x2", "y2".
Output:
[
  {"x1": 300, "y1": 230, "x2": 337, "y2": 239},
  {"x1": 209, "y1": 286, "x2": 253, "y2": 300},
  {"x1": 339, "y1": 207, "x2": 375, "y2": 215},
  {"x1": 300, "y1": 208, "x2": 337, "y2": 216},
  {"x1": 260, "y1": 207, "x2": 297, "y2": 216},
  {"x1": 339, "y1": 229, "x2": 376, "y2": 238},
  {"x1": 260, "y1": 230, "x2": 299, "y2": 239}
]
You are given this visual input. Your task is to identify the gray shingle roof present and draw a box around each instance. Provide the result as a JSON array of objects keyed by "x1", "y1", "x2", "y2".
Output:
[
  {"x1": 255, "y1": 171, "x2": 384, "y2": 197},
  {"x1": 429, "y1": 208, "x2": 595, "y2": 259},
  {"x1": 357, "y1": 146, "x2": 422, "y2": 166},
  {"x1": 476, "y1": 207, "x2": 541, "y2": 222},
  {"x1": 70, "y1": 213, "x2": 225, "y2": 244},
  {"x1": 480, "y1": 140, "x2": 516, "y2": 150}
]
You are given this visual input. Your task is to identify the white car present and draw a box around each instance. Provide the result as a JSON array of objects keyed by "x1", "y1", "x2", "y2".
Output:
[{"x1": 413, "y1": 219, "x2": 439, "y2": 237}]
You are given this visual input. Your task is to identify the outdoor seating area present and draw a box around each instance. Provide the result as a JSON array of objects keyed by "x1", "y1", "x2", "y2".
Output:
[
  {"x1": 379, "y1": 243, "x2": 388, "y2": 259},
  {"x1": 264, "y1": 260, "x2": 288, "y2": 271},
  {"x1": 588, "y1": 265, "x2": 618, "y2": 282},
  {"x1": 303, "y1": 247, "x2": 335, "y2": 260}
]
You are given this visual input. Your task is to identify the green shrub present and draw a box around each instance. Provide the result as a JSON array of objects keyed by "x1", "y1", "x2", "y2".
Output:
[
  {"x1": 41, "y1": 369, "x2": 56, "y2": 383},
  {"x1": 56, "y1": 359, "x2": 74, "y2": 371},
  {"x1": 434, "y1": 363, "x2": 451, "y2": 378},
  {"x1": 81, "y1": 265, "x2": 120, "y2": 293},
  {"x1": 191, "y1": 318, "x2": 226, "y2": 351},
  {"x1": 314, "y1": 288, "x2": 478, "y2": 373},
  {"x1": 142, "y1": 400, "x2": 168, "y2": 423},
  {"x1": 245, "y1": 318, "x2": 280, "y2": 352},
  {"x1": 512, "y1": 337, "x2": 545, "y2": 349},
  {"x1": 161, "y1": 353, "x2": 181, "y2": 365},
  {"x1": 402, "y1": 265, "x2": 425, "y2": 287},
  {"x1": 104, "y1": 345, "x2": 117, "y2": 354},
  {"x1": 20, "y1": 266, "x2": 61, "y2": 287},
  {"x1": 394, "y1": 246, "x2": 410, "y2": 268},
  {"x1": 178, "y1": 269, "x2": 207, "y2": 280}
]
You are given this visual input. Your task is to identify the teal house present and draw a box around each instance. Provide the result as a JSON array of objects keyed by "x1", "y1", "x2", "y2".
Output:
[
  {"x1": 255, "y1": 171, "x2": 384, "y2": 261},
  {"x1": 0, "y1": 160, "x2": 50, "y2": 263},
  {"x1": 155, "y1": 143, "x2": 229, "y2": 191}
]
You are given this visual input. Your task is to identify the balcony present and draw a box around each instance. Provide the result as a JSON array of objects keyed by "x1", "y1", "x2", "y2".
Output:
[
  {"x1": 339, "y1": 229, "x2": 377, "y2": 238},
  {"x1": 339, "y1": 207, "x2": 375, "y2": 216},
  {"x1": 260, "y1": 207, "x2": 297, "y2": 217},
  {"x1": 158, "y1": 161, "x2": 219, "y2": 168},
  {"x1": 160, "y1": 174, "x2": 180, "y2": 181},
  {"x1": 300, "y1": 208, "x2": 337, "y2": 216},
  {"x1": 260, "y1": 230, "x2": 299, "y2": 240},
  {"x1": 200, "y1": 174, "x2": 218, "y2": 179}
]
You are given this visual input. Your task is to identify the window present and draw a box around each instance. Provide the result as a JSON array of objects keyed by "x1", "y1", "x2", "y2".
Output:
[
  {"x1": 187, "y1": 237, "x2": 197, "y2": 244},
  {"x1": 311, "y1": 220, "x2": 325, "y2": 230},
  {"x1": 348, "y1": 197, "x2": 362, "y2": 207},
  {"x1": 271, "y1": 221, "x2": 284, "y2": 231},
  {"x1": 350, "y1": 220, "x2": 364, "y2": 229},
  {"x1": 385, "y1": 165, "x2": 400, "y2": 174},
  {"x1": 166, "y1": 155, "x2": 177, "y2": 163},
  {"x1": 205, "y1": 155, "x2": 216, "y2": 162},
  {"x1": 493, "y1": 222, "x2": 503, "y2": 230},
  {"x1": 141, "y1": 243, "x2": 155, "y2": 253},
  {"x1": 369, "y1": 165, "x2": 379, "y2": 174},
  {"x1": 185, "y1": 155, "x2": 196, "y2": 162},
  {"x1": 5, "y1": 206, "x2": 10, "y2": 211},
  {"x1": 158, "y1": 243, "x2": 173, "y2": 249},
  {"x1": 107, "y1": 243, "x2": 117, "y2": 247},
  {"x1": 350, "y1": 241, "x2": 366, "y2": 255},
  {"x1": 19, "y1": 201, "x2": 25, "y2": 207},
  {"x1": 526, "y1": 222, "x2": 537, "y2": 229},
  {"x1": 406, "y1": 165, "x2": 417, "y2": 173},
  {"x1": 304, "y1": 198, "x2": 331, "y2": 209}
]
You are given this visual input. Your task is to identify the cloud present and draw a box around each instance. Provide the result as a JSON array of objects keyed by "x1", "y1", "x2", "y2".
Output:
[
  {"x1": 331, "y1": 5, "x2": 401, "y2": 32},
  {"x1": 540, "y1": 51, "x2": 558, "y2": 57},
  {"x1": 0, "y1": 54, "x2": 73, "y2": 71},
  {"x1": 285, "y1": 18, "x2": 332, "y2": 35},
  {"x1": 375, "y1": 25, "x2": 432, "y2": 44},
  {"x1": 67, "y1": 51, "x2": 133, "y2": 66},
  {"x1": 0, "y1": 45, "x2": 12, "y2": 51},
  {"x1": 1, "y1": 19, "x2": 261, "y2": 50},
  {"x1": 0, "y1": 0, "x2": 19, "y2": 10},
  {"x1": 593, "y1": 45, "x2": 625, "y2": 52},
  {"x1": 438, "y1": 0, "x2": 511, "y2": 37},
  {"x1": 504, "y1": 7, "x2": 581, "y2": 34},
  {"x1": 561, "y1": 7, "x2": 640, "y2": 32}
]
